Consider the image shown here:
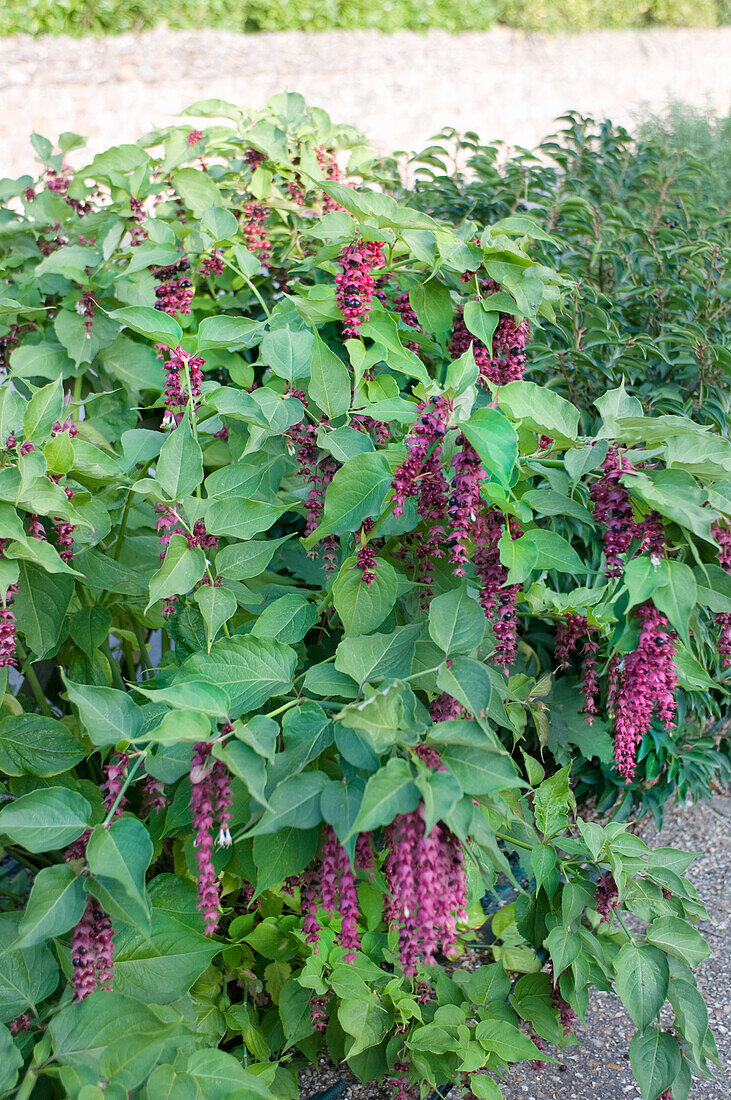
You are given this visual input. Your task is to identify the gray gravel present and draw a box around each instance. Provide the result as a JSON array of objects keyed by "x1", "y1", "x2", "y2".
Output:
[
  {"x1": 299, "y1": 793, "x2": 731, "y2": 1100},
  {"x1": 1, "y1": 27, "x2": 730, "y2": 180}
]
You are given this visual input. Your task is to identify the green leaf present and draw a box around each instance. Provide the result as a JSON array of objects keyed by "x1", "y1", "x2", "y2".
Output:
[
  {"x1": 12, "y1": 563, "x2": 74, "y2": 659},
  {"x1": 308, "y1": 332, "x2": 351, "y2": 419},
  {"x1": 0, "y1": 787, "x2": 91, "y2": 853},
  {"x1": 86, "y1": 818, "x2": 153, "y2": 927},
  {"x1": 498, "y1": 381, "x2": 579, "y2": 442},
  {"x1": 503, "y1": 529, "x2": 584, "y2": 584},
  {"x1": 194, "y1": 584, "x2": 237, "y2": 648},
  {"x1": 545, "y1": 925, "x2": 580, "y2": 979},
  {"x1": 156, "y1": 419, "x2": 203, "y2": 500},
  {"x1": 36, "y1": 245, "x2": 100, "y2": 282},
  {"x1": 440, "y1": 743, "x2": 522, "y2": 795},
  {"x1": 251, "y1": 593, "x2": 317, "y2": 644},
  {"x1": 147, "y1": 534, "x2": 206, "y2": 611},
  {"x1": 279, "y1": 981, "x2": 315, "y2": 1049},
  {"x1": 63, "y1": 675, "x2": 144, "y2": 747},
  {"x1": 629, "y1": 1027, "x2": 681, "y2": 1100},
  {"x1": 134, "y1": 680, "x2": 228, "y2": 718},
  {"x1": 260, "y1": 328, "x2": 313, "y2": 382},
  {"x1": 630, "y1": 470, "x2": 714, "y2": 544},
  {"x1": 646, "y1": 918, "x2": 710, "y2": 968},
  {"x1": 0, "y1": 714, "x2": 84, "y2": 776},
  {"x1": 172, "y1": 167, "x2": 221, "y2": 216},
  {"x1": 652, "y1": 561, "x2": 696, "y2": 645},
  {"x1": 334, "y1": 624, "x2": 421, "y2": 685},
  {"x1": 436, "y1": 656, "x2": 492, "y2": 721},
  {"x1": 461, "y1": 408, "x2": 518, "y2": 488},
  {"x1": 348, "y1": 757, "x2": 420, "y2": 835},
  {"x1": 303, "y1": 451, "x2": 392, "y2": 544},
  {"x1": 247, "y1": 771, "x2": 328, "y2": 835},
  {"x1": 205, "y1": 498, "x2": 286, "y2": 541},
  {"x1": 197, "y1": 315, "x2": 264, "y2": 352},
  {"x1": 0, "y1": 1023, "x2": 22, "y2": 1093},
  {"x1": 213, "y1": 739, "x2": 269, "y2": 808},
  {"x1": 338, "y1": 996, "x2": 392, "y2": 1059},
  {"x1": 533, "y1": 765, "x2": 575, "y2": 838},
  {"x1": 521, "y1": 489, "x2": 593, "y2": 525},
  {"x1": 112, "y1": 911, "x2": 219, "y2": 1005},
  {"x1": 253, "y1": 827, "x2": 317, "y2": 896},
  {"x1": 0, "y1": 918, "x2": 59, "y2": 1022},
  {"x1": 623, "y1": 556, "x2": 671, "y2": 613},
  {"x1": 475, "y1": 1018, "x2": 543, "y2": 1061},
  {"x1": 48, "y1": 989, "x2": 162, "y2": 1067},
  {"x1": 185, "y1": 1048, "x2": 273, "y2": 1099},
  {"x1": 110, "y1": 306, "x2": 182, "y2": 350},
  {"x1": 175, "y1": 635, "x2": 296, "y2": 717},
  {"x1": 333, "y1": 556, "x2": 398, "y2": 635},
  {"x1": 463, "y1": 300, "x2": 499, "y2": 353},
  {"x1": 408, "y1": 281, "x2": 453, "y2": 343},
  {"x1": 429, "y1": 584, "x2": 485, "y2": 655},
  {"x1": 615, "y1": 944, "x2": 669, "y2": 1030},
  {"x1": 16, "y1": 865, "x2": 86, "y2": 948},
  {"x1": 214, "y1": 535, "x2": 291, "y2": 580}
]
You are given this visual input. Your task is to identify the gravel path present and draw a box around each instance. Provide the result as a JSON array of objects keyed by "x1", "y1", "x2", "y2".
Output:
[{"x1": 1, "y1": 27, "x2": 730, "y2": 180}]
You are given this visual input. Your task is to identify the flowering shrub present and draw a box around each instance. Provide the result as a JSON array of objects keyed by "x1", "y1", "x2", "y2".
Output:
[
  {"x1": 0, "y1": 96, "x2": 727, "y2": 1099},
  {"x1": 395, "y1": 109, "x2": 731, "y2": 821}
]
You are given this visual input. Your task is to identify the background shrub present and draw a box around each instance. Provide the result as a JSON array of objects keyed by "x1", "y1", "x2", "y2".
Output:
[{"x1": 0, "y1": 0, "x2": 725, "y2": 37}]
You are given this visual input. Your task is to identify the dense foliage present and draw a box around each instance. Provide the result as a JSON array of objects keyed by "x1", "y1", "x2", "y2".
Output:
[
  {"x1": 0, "y1": 96, "x2": 728, "y2": 1099},
  {"x1": 390, "y1": 108, "x2": 731, "y2": 821},
  {"x1": 0, "y1": 0, "x2": 724, "y2": 37}
]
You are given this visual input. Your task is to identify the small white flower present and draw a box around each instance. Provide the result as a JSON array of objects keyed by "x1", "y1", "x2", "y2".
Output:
[{"x1": 217, "y1": 826, "x2": 232, "y2": 848}]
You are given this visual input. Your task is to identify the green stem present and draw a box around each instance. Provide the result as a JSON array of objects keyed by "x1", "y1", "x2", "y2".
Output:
[
  {"x1": 100, "y1": 639, "x2": 126, "y2": 692},
  {"x1": 15, "y1": 642, "x2": 53, "y2": 718},
  {"x1": 103, "y1": 753, "x2": 145, "y2": 827},
  {"x1": 13, "y1": 1067, "x2": 37, "y2": 1100},
  {"x1": 265, "y1": 698, "x2": 301, "y2": 720},
  {"x1": 495, "y1": 830, "x2": 534, "y2": 852},
  {"x1": 113, "y1": 462, "x2": 152, "y2": 561},
  {"x1": 130, "y1": 620, "x2": 152, "y2": 675},
  {"x1": 223, "y1": 258, "x2": 271, "y2": 317}
]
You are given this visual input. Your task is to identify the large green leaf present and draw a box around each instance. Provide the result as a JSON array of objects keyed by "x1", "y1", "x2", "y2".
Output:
[
  {"x1": 112, "y1": 910, "x2": 219, "y2": 1004},
  {"x1": 335, "y1": 624, "x2": 421, "y2": 685},
  {"x1": 247, "y1": 771, "x2": 328, "y2": 836},
  {"x1": 156, "y1": 418, "x2": 203, "y2": 500},
  {"x1": 332, "y1": 555, "x2": 398, "y2": 636},
  {"x1": 63, "y1": 675, "x2": 144, "y2": 747},
  {"x1": 646, "y1": 917, "x2": 710, "y2": 967},
  {"x1": 629, "y1": 1027, "x2": 681, "y2": 1100},
  {"x1": 428, "y1": 584, "x2": 485, "y2": 655},
  {"x1": 303, "y1": 451, "x2": 392, "y2": 545},
  {"x1": 86, "y1": 817, "x2": 153, "y2": 928},
  {"x1": 614, "y1": 943, "x2": 669, "y2": 1030},
  {"x1": 348, "y1": 757, "x2": 420, "y2": 835},
  {"x1": 147, "y1": 534, "x2": 206, "y2": 611},
  {"x1": 16, "y1": 865, "x2": 86, "y2": 948},
  {"x1": 0, "y1": 915, "x2": 59, "y2": 1023},
  {"x1": 0, "y1": 787, "x2": 91, "y2": 853},
  {"x1": 461, "y1": 407, "x2": 518, "y2": 488},
  {"x1": 498, "y1": 380, "x2": 579, "y2": 442},
  {"x1": 0, "y1": 714, "x2": 84, "y2": 776},
  {"x1": 308, "y1": 332, "x2": 351, "y2": 418},
  {"x1": 176, "y1": 634, "x2": 296, "y2": 717},
  {"x1": 12, "y1": 564, "x2": 74, "y2": 659}
]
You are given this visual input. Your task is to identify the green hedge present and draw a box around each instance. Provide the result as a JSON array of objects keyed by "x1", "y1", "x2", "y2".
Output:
[{"x1": 0, "y1": 0, "x2": 725, "y2": 36}]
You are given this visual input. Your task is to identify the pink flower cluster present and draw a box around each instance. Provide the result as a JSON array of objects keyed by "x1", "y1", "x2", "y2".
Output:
[
  {"x1": 448, "y1": 305, "x2": 530, "y2": 388},
  {"x1": 391, "y1": 291, "x2": 421, "y2": 351},
  {"x1": 75, "y1": 292, "x2": 96, "y2": 337},
  {"x1": 383, "y1": 805, "x2": 467, "y2": 974},
  {"x1": 0, "y1": 583, "x2": 19, "y2": 668},
  {"x1": 355, "y1": 519, "x2": 379, "y2": 586},
  {"x1": 594, "y1": 873, "x2": 619, "y2": 921},
  {"x1": 163, "y1": 345, "x2": 205, "y2": 422},
  {"x1": 315, "y1": 145, "x2": 343, "y2": 213},
  {"x1": 471, "y1": 510, "x2": 522, "y2": 669},
  {"x1": 102, "y1": 751, "x2": 129, "y2": 818},
  {"x1": 449, "y1": 437, "x2": 487, "y2": 574},
  {"x1": 429, "y1": 691, "x2": 468, "y2": 721},
  {"x1": 611, "y1": 604, "x2": 678, "y2": 781},
  {"x1": 242, "y1": 201, "x2": 271, "y2": 262},
  {"x1": 302, "y1": 825, "x2": 361, "y2": 962},
  {"x1": 390, "y1": 396, "x2": 451, "y2": 598},
  {"x1": 335, "y1": 239, "x2": 386, "y2": 338},
  {"x1": 153, "y1": 258, "x2": 193, "y2": 317},
  {"x1": 189, "y1": 741, "x2": 233, "y2": 934},
  {"x1": 71, "y1": 898, "x2": 114, "y2": 1001},
  {"x1": 555, "y1": 614, "x2": 587, "y2": 667},
  {"x1": 590, "y1": 446, "x2": 640, "y2": 577},
  {"x1": 187, "y1": 129, "x2": 204, "y2": 146},
  {"x1": 200, "y1": 248, "x2": 224, "y2": 277}
]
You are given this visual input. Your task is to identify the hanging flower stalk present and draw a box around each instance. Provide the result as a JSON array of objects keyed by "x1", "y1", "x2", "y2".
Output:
[
  {"x1": 611, "y1": 604, "x2": 678, "y2": 781},
  {"x1": 335, "y1": 239, "x2": 386, "y2": 338},
  {"x1": 189, "y1": 740, "x2": 233, "y2": 935},
  {"x1": 590, "y1": 445, "x2": 639, "y2": 577},
  {"x1": 70, "y1": 898, "x2": 115, "y2": 1002}
]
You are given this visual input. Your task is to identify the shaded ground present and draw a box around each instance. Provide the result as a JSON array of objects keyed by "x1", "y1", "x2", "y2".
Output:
[
  {"x1": 1, "y1": 27, "x2": 730, "y2": 179},
  {"x1": 300, "y1": 793, "x2": 730, "y2": 1099}
]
